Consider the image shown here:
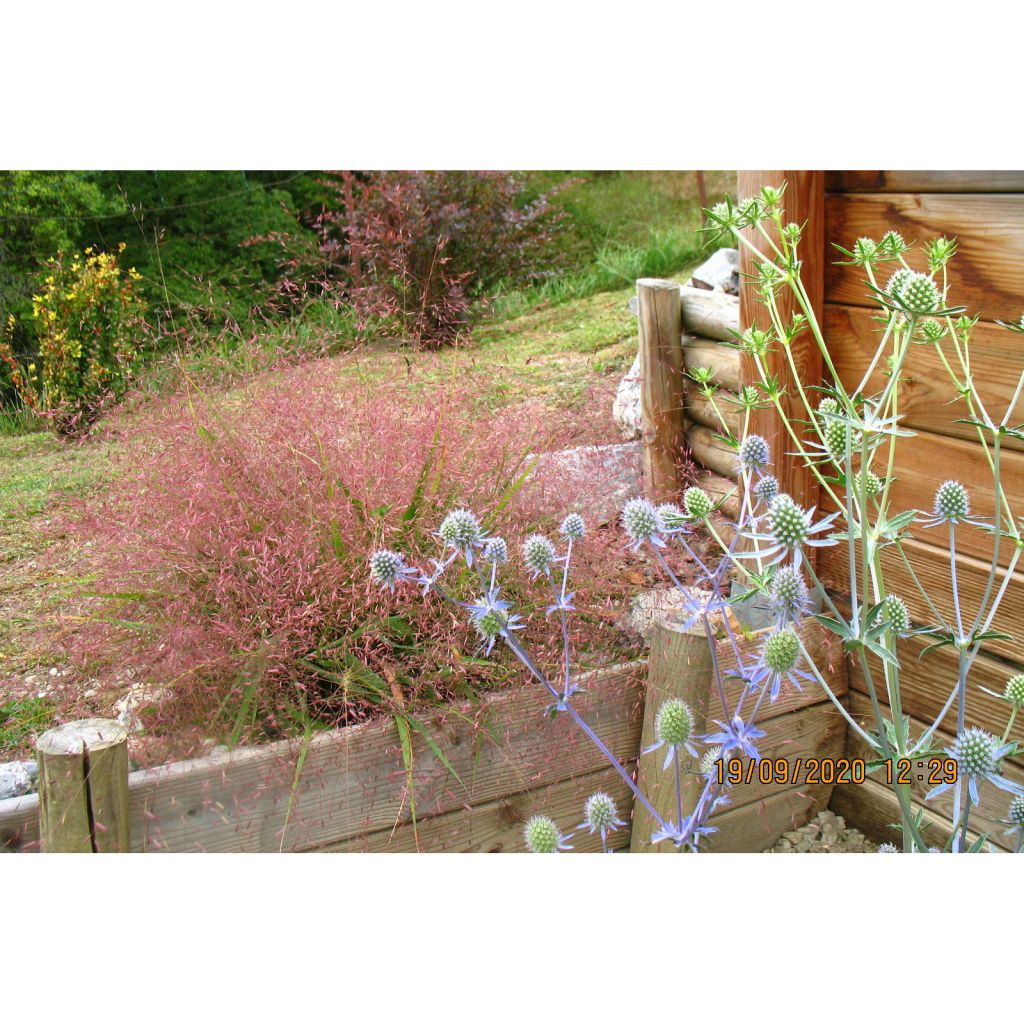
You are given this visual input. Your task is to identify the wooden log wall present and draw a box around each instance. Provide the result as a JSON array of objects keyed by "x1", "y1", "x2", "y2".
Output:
[{"x1": 819, "y1": 171, "x2": 1024, "y2": 848}]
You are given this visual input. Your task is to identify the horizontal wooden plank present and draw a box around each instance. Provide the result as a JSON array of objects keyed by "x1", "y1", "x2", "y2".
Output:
[
  {"x1": 817, "y1": 424, "x2": 1024, "y2": 569},
  {"x1": 687, "y1": 423, "x2": 736, "y2": 479},
  {"x1": 682, "y1": 337, "x2": 742, "y2": 392},
  {"x1": 826, "y1": 193, "x2": 1024, "y2": 322},
  {"x1": 704, "y1": 782, "x2": 832, "y2": 852},
  {"x1": 825, "y1": 304, "x2": 1024, "y2": 452},
  {"x1": 324, "y1": 764, "x2": 635, "y2": 853},
  {"x1": 829, "y1": 777, "x2": 985, "y2": 851},
  {"x1": 819, "y1": 535, "x2": 1024, "y2": 664},
  {"x1": 847, "y1": 631, "x2": 1024, "y2": 755},
  {"x1": 684, "y1": 381, "x2": 741, "y2": 437},
  {"x1": 845, "y1": 692, "x2": 1020, "y2": 850},
  {"x1": 0, "y1": 665, "x2": 647, "y2": 853},
  {"x1": 826, "y1": 171, "x2": 1024, "y2": 194}
]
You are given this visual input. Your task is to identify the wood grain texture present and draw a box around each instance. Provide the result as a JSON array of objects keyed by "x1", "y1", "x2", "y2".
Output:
[
  {"x1": 686, "y1": 423, "x2": 737, "y2": 480},
  {"x1": 638, "y1": 278, "x2": 685, "y2": 502},
  {"x1": 704, "y1": 781, "x2": 833, "y2": 852},
  {"x1": 739, "y1": 171, "x2": 827, "y2": 516},
  {"x1": 684, "y1": 381, "x2": 741, "y2": 437},
  {"x1": 826, "y1": 193, "x2": 1024, "y2": 322},
  {"x1": 679, "y1": 286, "x2": 739, "y2": 342},
  {"x1": 827, "y1": 171, "x2": 1024, "y2": 194},
  {"x1": 818, "y1": 535, "x2": 1024, "y2": 664},
  {"x1": 682, "y1": 336, "x2": 742, "y2": 392},
  {"x1": 846, "y1": 633, "x2": 1024, "y2": 755},
  {"x1": 36, "y1": 718, "x2": 130, "y2": 853},
  {"x1": 825, "y1": 304, "x2": 1024, "y2": 452},
  {"x1": 817, "y1": 424, "x2": 1024, "y2": 569},
  {"x1": 696, "y1": 470, "x2": 740, "y2": 519}
]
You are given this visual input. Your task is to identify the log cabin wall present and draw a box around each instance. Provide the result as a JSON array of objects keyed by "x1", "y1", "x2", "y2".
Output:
[{"x1": 816, "y1": 171, "x2": 1024, "y2": 846}]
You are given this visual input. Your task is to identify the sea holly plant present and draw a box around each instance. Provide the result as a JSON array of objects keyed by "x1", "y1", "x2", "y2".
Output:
[{"x1": 371, "y1": 184, "x2": 1024, "y2": 852}]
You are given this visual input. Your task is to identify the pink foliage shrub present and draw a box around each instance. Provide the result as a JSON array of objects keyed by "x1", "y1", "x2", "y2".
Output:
[{"x1": 54, "y1": 365, "x2": 644, "y2": 762}]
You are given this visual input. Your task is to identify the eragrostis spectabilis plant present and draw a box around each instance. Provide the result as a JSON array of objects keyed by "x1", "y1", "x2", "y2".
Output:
[{"x1": 372, "y1": 183, "x2": 1024, "y2": 852}]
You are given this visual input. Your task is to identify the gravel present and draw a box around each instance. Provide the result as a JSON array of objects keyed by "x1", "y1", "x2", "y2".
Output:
[{"x1": 766, "y1": 810, "x2": 877, "y2": 853}]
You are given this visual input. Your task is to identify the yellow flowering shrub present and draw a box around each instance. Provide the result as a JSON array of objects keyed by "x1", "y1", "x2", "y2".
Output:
[{"x1": 0, "y1": 244, "x2": 147, "y2": 432}]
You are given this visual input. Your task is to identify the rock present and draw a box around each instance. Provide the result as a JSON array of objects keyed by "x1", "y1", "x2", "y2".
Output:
[
  {"x1": 522, "y1": 442, "x2": 642, "y2": 525},
  {"x1": 612, "y1": 353, "x2": 642, "y2": 440},
  {"x1": 690, "y1": 248, "x2": 740, "y2": 295},
  {"x1": 0, "y1": 760, "x2": 39, "y2": 800},
  {"x1": 113, "y1": 680, "x2": 170, "y2": 732}
]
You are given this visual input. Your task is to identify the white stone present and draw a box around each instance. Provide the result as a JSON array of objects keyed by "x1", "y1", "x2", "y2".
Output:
[
  {"x1": 113, "y1": 681, "x2": 170, "y2": 732},
  {"x1": 691, "y1": 248, "x2": 740, "y2": 295},
  {"x1": 0, "y1": 760, "x2": 38, "y2": 800},
  {"x1": 612, "y1": 352, "x2": 642, "y2": 440}
]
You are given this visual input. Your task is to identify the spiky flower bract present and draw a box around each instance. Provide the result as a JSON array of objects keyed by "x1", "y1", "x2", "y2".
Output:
[
  {"x1": 700, "y1": 746, "x2": 724, "y2": 778},
  {"x1": 739, "y1": 434, "x2": 771, "y2": 472},
  {"x1": 879, "y1": 230, "x2": 907, "y2": 257},
  {"x1": 877, "y1": 843, "x2": 899, "y2": 853},
  {"x1": 560, "y1": 513, "x2": 586, "y2": 540},
  {"x1": 1004, "y1": 674, "x2": 1024, "y2": 705},
  {"x1": 523, "y1": 534, "x2": 557, "y2": 577},
  {"x1": 900, "y1": 272, "x2": 942, "y2": 314},
  {"x1": 929, "y1": 727, "x2": 1020, "y2": 807},
  {"x1": 876, "y1": 594, "x2": 910, "y2": 635},
  {"x1": 524, "y1": 815, "x2": 567, "y2": 853},
  {"x1": 684, "y1": 486, "x2": 713, "y2": 520},
  {"x1": 763, "y1": 628, "x2": 800, "y2": 674},
  {"x1": 622, "y1": 497, "x2": 664, "y2": 549},
  {"x1": 482, "y1": 536, "x2": 508, "y2": 564},
  {"x1": 473, "y1": 608, "x2": 507, "y2": 650},
  {"x1": 656, "y1": 699, "x2": 693, "y2": 746}
]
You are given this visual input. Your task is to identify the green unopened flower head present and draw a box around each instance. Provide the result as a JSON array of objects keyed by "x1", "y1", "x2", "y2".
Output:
[
  {"x1": 876, "y1": 594, "x2": 910, "y2": 634},
  {"x1": 1009, "y1": 794, "x2": 1024, "y2": 827},
  {"x1": 1004, "y1": 674, "x2": 1024, "y2": 705},
  {"x1": 781, "y1": 222, "x2": 802, "y2": 247},
  {"x1": 584, "y1": 791, "x2": 618, "y2": 832},
  {"x1": 523, "y1": 534, "x2": 557, "y2": 576},
  {"x1": 900, "y1": 272, "x2": 942, "y2": 314},
  {"x1": 879, "y1": 230, "x2": 907, "y2": 256},
  {"x1": 863, "y1": 471, "x2": 882, "y2": 498},
  {"x1": 754, "y1": 474, "x2": 779, "y2": 506},
  {"x1": 824, "y1": 418, "x2": 861, "y2": 463},
  {"x1": 524, "y1": 815, "x2": 562, "y2": 853},
  {"x1": 439, "y1": 509, "x2": 482, "y2": 549},
  {"x1": 763, "y1": 628, "x2": 800, "y2": 674},
  {"x1": 655, "y1": 699, "x2": 693, "y2": 747},
  {"x1": 739, "y1": 433, "x2": 771, "y2": 470},
  {"x1": 684, "y1": 486, "x2": 713, "y2": 520},
  {"x1": 920, "y1": 318, "x2": 947, "y2": 343},
  {"x1": 817, "y1": 396, "x2": 840, "y2": 417},
  {"x1": 768, "y1": 494, "x2": 809, "y2": 549},
  {"x1": 738, "y1": 195, "x2": 764, "y2": 225},
  {"x1": 622, "y1": 497, "x2": 664, "y2": 545},
  {"x1": 886, "y1": 268, "x2": 913, "y2": 301},
  {"x1": 952, "y1": 727, "x2": 999, "y2": 777},
  {"x1": 852, "y1": 237, "x2": 878, "y2": 266},
  {"x1": 560, "y1": 513, "x2": 586, "y2": 540},
  {"x1": 369, "y1": 549, "x2": 405, "y2": 590},
  {"x1": 934, "y1": 480, "x2": 970, "y2": 522},
  {"x1": 483, "y1": 536, "x2": 508, "y2": 564}
]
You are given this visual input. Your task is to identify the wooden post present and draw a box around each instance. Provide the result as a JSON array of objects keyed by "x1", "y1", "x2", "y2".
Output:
[
  {"x1": 630, "y1": 620, "x2": 714, "y2": 852},
  {"x1": 738, "y1": 171, "x2": 825, "y2": 516},
  {"x1": 36, "y1": 718, "x2": 130, "y2": 852},
  {"x1": 637, "y1": 278, "x2": 685, "y2": 503}
]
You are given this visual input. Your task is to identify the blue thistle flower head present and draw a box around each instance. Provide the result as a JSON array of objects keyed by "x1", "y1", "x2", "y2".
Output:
[
  {"x1": 738, "y1": 433, "x2": 771, "y2": 472},
  {"x1": 877, "y1": 843, "x2": 899, "y2": 853},
  {"x1": 770, "y1": 565, "x2": 809, "y2": 623},
  {"x1": 934, "y1": 480, "x2": 969, "y2": 521},
  {"x1": 482, "y1": 536, "x2": 508, "y2": 564},
  {"x1": 621, "y1": 497, "x2": 665, "y2": 550},
  {"x1": 753, "y1": 474, "x2": 779, "y2": 507},
  {"x1": 560, "y1": 513, "x2": 586, "y2": 541},
  {"x1": 1004, "y1": 674, "x2": 1024, "y2": 706},
  {"x1": 523, "y1": 534, "x2": 557, "y2": 577},
  {"x1": 928, "y1": 726, "x2": 1021, "y2": 807},
  {"x1": 369, "y1": 549, "x2": 415, "y2": 592},
  {"x1": 438, "y1": 509, "x2": 485, "y2": 565}
]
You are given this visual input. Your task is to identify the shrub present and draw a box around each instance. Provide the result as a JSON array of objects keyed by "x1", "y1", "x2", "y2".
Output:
[
  {"x1": 54, "y1": 367, "x2": 636, "y2": 762},
  {"x1": 0, "y1": 245, "x2": 149, "y2": 433}
]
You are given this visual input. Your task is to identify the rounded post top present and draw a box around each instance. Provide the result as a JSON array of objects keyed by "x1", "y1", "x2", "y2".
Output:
[
  {"x1": 37, "y1": 718, "x2": 128, "y2": 757},
  {"x1": 636, "y1": 278, "x2": 681, "y2": 291}
]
